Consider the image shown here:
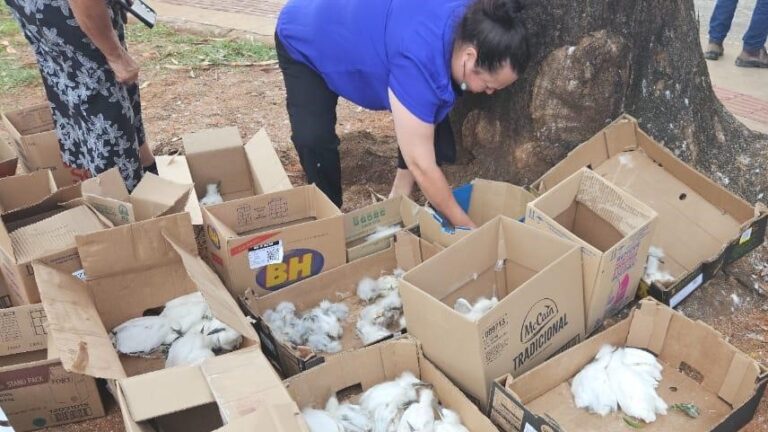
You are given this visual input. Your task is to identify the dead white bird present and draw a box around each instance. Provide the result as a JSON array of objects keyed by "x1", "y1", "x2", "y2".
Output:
[
  {"x1": 571, "y1": 345, "x2": 666, "y2": 423},
  {"x1": 161, "y1": 292, "x2": 211, "y2": 334},
  {"x1": 643, "y1": 246, "x2": 676, "y2": 286},
  {"x1": 571, "y1": 345, "x2": 617, "y2": 416},
  {"x1": 360, "y1": 372, "x2": 423, "y2": 432},
  {"x1": 307, "y1": 332, "x2": 343, "y2": 354},
  {"x1": 356, "y1": 318, "x2": 393, "y2": 345},
  {"x1": 453, "y1": 297, "x2": 498, "y2": 321},
  {"x1": 365, "y1": 224, "x2": 403, "y2": 243},
  {"x1": 111, "y1": 316, "x2": 177, "y2": 357},
  {"x1": 264, "y1": 300, "x2": 348, "y2": 353},
  {"x1": 165, "y1": 329, "x2": 215, "y2": 368},
  {"x1": 607, "y1": 347, "x2": 667, "y2": 423},
  {"x1": 393, "y1": 268, "x2": 406, "y2": 279},
  {"x1": 202, "y1": 318, "x2": 243, "y2": 352},
  {"x1": 319, "y1": 299, "x2": 350, "y2": 321},
  {"x1": 434, "y1": 408, "x2": 469, "y2": 432},
  {"x1": 199, "y1": 183, "x2": 224, "y2": 206},
  {"x1": 325, "y1": 395, "x2": 372, "y2": 432},
  {"x1": 302, "y1": 408, "x2": 344, "y2": 432},
  {"x1": 357, "y1": 277, "x2": 382, "y2": 303},
  {"x1": 397, "y1": 388, "x2": 436, "y2": 432},
  {"x1": 263, "y1": 301, "x2": 299, "y2": 343}
]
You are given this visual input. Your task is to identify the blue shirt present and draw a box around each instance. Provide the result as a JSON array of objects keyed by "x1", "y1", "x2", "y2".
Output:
[{"x1": 276, "y1": 0, "x2": 469, "y2": 125}]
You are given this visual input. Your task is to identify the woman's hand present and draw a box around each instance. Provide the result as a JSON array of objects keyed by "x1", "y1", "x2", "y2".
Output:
[{"x1": 107, "y1": 50, "x2": 140, "y2": 84}]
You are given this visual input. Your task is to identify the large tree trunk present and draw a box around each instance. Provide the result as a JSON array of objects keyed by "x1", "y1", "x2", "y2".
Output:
[{"x1": 451, "y1": 0, "x2": 767, "y2": 203}]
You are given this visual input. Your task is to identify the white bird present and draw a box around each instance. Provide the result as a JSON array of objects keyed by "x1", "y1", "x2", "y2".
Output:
[
  {"x1": 319, "y1": 299, "x2": 350, "y2": 321},
  {"x1": 111, "y1": 316, "x2": 177, "y2": 357},
  {"x1": 397, "y1": 389, "x2": 436, "y2": 432},
  {"x1": 643, "y1": 246, "x2": 676, "y2": 286},
  {"x1": 325, "y1": 395, "x2": 372, "y2": 432},
  {"x1": 571, "y1": 345, "x2": 618, "y2": 416},
  {"x1": 365, "y1": 224, "x2": 402, "y2": 243},
  {"x1": 161, "y1": 292, "x2": 211, "y2": 334},
  {"x1": 361, "y1": 372, "x2": 422, "y2": 432},
  {"x1": 357, "y1": 277, "x2": 382, "y2": 303},
  {"x1": 202, "y1": 318, "x2": 243, "y2": 352},
  {"x1": 393, "y1": 268, "x2": 406, "y2": 279},
  {"x1": 356, "y1": 318, "x2": 393, "y2": 345},
  {"x1": 263, "y1": 301, "x2": 300, "y2": 343},
  {"x1": 302, "y1": 408, "x2": 344, "y2": 432},
  {"x1": 307, "y1": 332, "x2": 343, "y2": 354},
  {"x1": 199, "y1": 183, "x2": 224, "y2": 206},
  {"x1": 453, "y1": 297, "x2": 498, "y2": 321},
  {"x1": 607, "y1": 348, "x2": 667, "y2": 423},
  {"x1": 571, "y1": 345, "x2": 666, "y2": 423},
  {"x1": 165, "y1": 330, "x2": 215, "y2": 368},
  {"x1": 264, "y1": 300, "x2": 348, "y2": 353},
  {"x1": 434, "y1": 408, "x2": 469, "y2": 432}
]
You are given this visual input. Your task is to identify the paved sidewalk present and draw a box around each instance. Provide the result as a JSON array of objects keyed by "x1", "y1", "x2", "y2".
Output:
[{"x1": 151, "y1": 0, "x2": 768, "y2": 134}]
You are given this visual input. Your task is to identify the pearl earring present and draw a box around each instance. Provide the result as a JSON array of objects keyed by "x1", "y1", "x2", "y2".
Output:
[{"x1": 460, "y1": 81, "x2": 467, "y2": 91}]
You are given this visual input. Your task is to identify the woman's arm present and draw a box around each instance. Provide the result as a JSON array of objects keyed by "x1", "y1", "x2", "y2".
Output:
[
  {"x1": 388, "y1": 88, "x2": 476, "y2": 228},
  {"x1": 69, "y1": 0, "x2": 139, "y2": 84}
]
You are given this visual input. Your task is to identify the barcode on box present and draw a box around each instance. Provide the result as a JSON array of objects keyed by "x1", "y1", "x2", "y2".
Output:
[
  {"x1": 53, "y1": 406, "x2": 92, "y2": 423},
  {"x1": 248, "y1": 240, "x2": 284, "y2": 269}
]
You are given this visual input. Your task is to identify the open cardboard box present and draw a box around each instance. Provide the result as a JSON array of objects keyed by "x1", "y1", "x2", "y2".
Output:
[
  {"x1": 32, "y1": 213, "x2": 263, "y2": 431},
  {"x1": 489, "y1": 299, "x2": 768, "y2": 432},
  {"x1": 0, "y1": 304, "x2": 105, "y2": 431},
  {"x1": 418, "y1": 178, "x2": 535, "y2": 249},
  {"x1": 1, "y1": 104, "x2": 87, "y2": 187},
  {"x1": 156, "y1": 127, "x2": 292, "y2": 225},
  {"x1": 0, "y1": 135, "x2": 18, "y2": 179},
  {"x1": 343, "y1": 195, "x2": 420, "y2": 261},
  {"x1": 284, "y1": 336, "x2": 499, "y2": 431},
  {"x1": 526, "y1": 167, "x2": 658, "y2": 334},
  {"x1": 242, "y1": 231, "x2": 439, "y2": 377},
  {"x1": 0, "y1": 171, "x2": 110, "y2": 306},
  {"x1": 400, "y1": 216, "x2": 586, "y2": 409},
  {"x1": 81, "y1": 167, "x2": 191, "y2": 225},
  {"x1": 203, "y1": 184, "x2": 346, "y2": 298},
  {"x1": 531, "y1": 115, "x2": 767, "y2": 307}
]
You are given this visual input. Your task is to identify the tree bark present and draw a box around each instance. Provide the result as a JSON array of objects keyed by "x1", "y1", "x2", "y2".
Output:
[{"x1": 451, "y1": 0, "x2": 767, "y2": 204}]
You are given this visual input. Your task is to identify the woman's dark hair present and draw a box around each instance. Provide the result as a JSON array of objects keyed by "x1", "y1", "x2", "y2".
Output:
[{"x1": 456, "y1": 0, "x2": 530, "y2": 74}]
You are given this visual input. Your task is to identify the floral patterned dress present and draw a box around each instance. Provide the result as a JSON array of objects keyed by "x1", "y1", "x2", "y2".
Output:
[{"x1": 5, "y1": 0, "x2": 145, "y2": 189}]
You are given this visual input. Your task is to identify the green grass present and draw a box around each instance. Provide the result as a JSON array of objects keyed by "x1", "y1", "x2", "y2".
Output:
[
  {"x1": 0, "y1": 2, "x2": 275, "y2": 93},
  {"x1": 126, "y1": 23, "x2": 276, "y2": 66}
]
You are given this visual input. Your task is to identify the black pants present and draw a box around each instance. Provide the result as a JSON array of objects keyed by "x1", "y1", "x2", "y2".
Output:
[{"x1": 276, "y1": 34, "x2": 456, "y2": 208}]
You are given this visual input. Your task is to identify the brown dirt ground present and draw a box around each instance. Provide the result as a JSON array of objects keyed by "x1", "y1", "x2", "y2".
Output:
[{"x1": 0, "y1": 25, "x2": 766, "y2": 432}]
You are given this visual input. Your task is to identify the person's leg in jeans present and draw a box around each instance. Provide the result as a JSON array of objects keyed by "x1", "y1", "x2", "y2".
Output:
[
  {"x1": 276, "y1": 35, "x2": 343, "y2": 207},
  {"x1": 705, "y1": 0, "x2": 740, "y2": 59},
  {"x1": 391, "y1": 116, "x2": 456, "y2": 198},
  {"x1": 736, "y1": 0, "x2": 768, "y2": 67}
]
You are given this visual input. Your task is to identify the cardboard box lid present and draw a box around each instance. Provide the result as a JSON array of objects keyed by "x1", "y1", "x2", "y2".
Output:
[
  {"x1": 0, "y1": 304, "x2": 48, "y2": 357},
  {"x1": 130, "y1": 173, "x2": 192, "y2": 221},
  {"x1": 0, "y1": 170, "x2": 57, "y2": 214},
  {"x1": 244, "y1": 129, "x2": 292, "y2": 195},
  {"x1": 8, "y1": 205, "x2": 108, "y2": 263},
  {"x1": 35, "y1": 213, "x2": 257, "y2": 379},
  {"x1": 156, "y1": 154, "x2": 204, "y2": 224}
]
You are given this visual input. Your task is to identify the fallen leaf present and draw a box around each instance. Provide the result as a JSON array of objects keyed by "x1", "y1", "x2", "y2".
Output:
[
  {"x1": 139, "y1": 81, "x2": 151, "y2": 90},
  {"x1": 5, "y1": 46, "x2": 17, "y2": 54}
]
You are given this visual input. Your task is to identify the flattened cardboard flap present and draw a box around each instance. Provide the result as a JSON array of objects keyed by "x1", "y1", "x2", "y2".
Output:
[
  {"x1": 201, "y1": 348, "x2": 291, "y2": 423},
  {"x1": 130, "y1": 173, "x2": 192, "y2": 221},
  {"x1": 164, "y1": 233, "x2": 258, "y2": 342},
  {"x1": 32, "y1": 261, "x2": 125, "y2": 379},
  {"x1": 156, "y1": 154, "x2": 203, "y2": 225},
  {"x1": 626, "y1": 299, "x2": 673, "y2": 355},
  {"x1": 244, "y1": 129, "x2": 292, "y2": 195},
  {"x1": 77, "y1": 213, "x2": 197, "y2": 280},
  {"x1": 81, "y1": 168, "x2": 130, "y2": 201}
]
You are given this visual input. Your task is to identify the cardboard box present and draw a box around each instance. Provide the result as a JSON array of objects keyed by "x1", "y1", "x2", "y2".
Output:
[
  {"x1": 81, "y1": 167, "x2": 191, "y2": 225},
  {"x1": 284, "y1": 337, "x2": 499, "y2": 431},
  {"x1": 526, "y1": 168, "x2": 658, "y2": 333},
  {"x1": 156, "y1": 127, "x2": 292, "y2": 225},
  {"x1": 0, "y1": 172, "x2": 108, "y2": 305},
  {"x1": 419, "y1": 178, "x2": 535, "y2": 248},
  {"x1": 531, "y1": 115, "x2": 768, "y2": 308},
  {"x1": 0, "y1": 135, "x2": 18, "y2": 179},
  {"x1": 242, "y1": 231, "x2": 439, "y2": 377},
  {"x1": 400, "y1": 216, "x2": 586, "y2": 408},
  {"x1": 114, "y1": 347, "x2": 303, "y2": 432},
  {"x1": 32, "y1": 213, "x2": 263, "y2": 430},
  {"x1": 343, "y1": 195, "x2": 419, "y2": 261},
  {"x1": 1, "y1": 104, "x2": 87, "y2": 187},
  {"x1": 0, "y1": 304, "x2": 105, "y2": 431},
  {"x1": 489, "y1": 299, "x2": 768, "y2": 432},
  {"x1": 203, "y1": 184, "x2": 345, "y2": 298}
]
